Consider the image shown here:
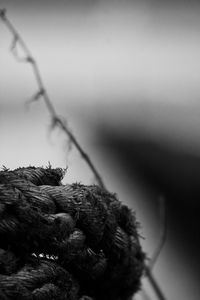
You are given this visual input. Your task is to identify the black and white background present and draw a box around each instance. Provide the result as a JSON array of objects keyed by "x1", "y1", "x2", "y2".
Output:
[{"x1": 1, "y1": 1, "x2": 200, "y2": 299}]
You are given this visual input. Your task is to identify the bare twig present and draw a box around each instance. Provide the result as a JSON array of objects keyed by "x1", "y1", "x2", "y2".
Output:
[
  {"x1": 145, "y1": 266, "x2": 166, "y2": 300},
  {"x1": 149, "y1": 195, "x2": 167, "y2": 270},
  {"x1": 141, "y1": 195, "x2": 167, "y2": 300},
  {"x1": 0, "y1": 8, "x2": 167, "y2": 300},
  {"x1": 0, "y1": 8, "x2": 105, "y2": 189}
]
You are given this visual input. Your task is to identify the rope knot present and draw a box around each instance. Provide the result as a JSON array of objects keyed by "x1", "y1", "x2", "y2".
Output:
[{"x1": 0, "y1": 167, "x2": 145, "y2": 299}]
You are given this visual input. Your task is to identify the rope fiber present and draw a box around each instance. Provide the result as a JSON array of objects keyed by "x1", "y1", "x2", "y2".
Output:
[{"x1": 0, "y1": 166, "x2": 144, "y2": 300}]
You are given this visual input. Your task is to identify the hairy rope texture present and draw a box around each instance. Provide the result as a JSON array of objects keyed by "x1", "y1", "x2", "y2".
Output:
[{"x1": 0, "y1": 167, "x2": 144, "y2": 300}]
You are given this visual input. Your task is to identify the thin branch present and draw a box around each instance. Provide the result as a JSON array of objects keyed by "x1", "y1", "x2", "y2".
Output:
[
  {"x1": 141, "y1": 195, "x2": 167, "y2": 300},
  {"x1": 0, "y1": 8, "x2": 105, "y2": 189},
  {"x1": 149, "y1": 195, "x2": 167, "y2": 270},
  {"x1": 145, "y1": 266, "x2": 166, "y2": 300},
  {"x1": 0, "y1": 8, "x2": 167, "y2": 300}
]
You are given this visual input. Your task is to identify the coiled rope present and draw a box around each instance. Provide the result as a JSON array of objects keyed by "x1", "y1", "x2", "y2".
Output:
[{"x1": 0, "y1": 166, "x2": 144, "y2": 300}]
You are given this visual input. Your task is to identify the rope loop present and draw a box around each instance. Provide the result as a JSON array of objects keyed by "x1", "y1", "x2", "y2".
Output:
[{"x1": 0, "y1": 167, "x2": 144, "y2": 299}]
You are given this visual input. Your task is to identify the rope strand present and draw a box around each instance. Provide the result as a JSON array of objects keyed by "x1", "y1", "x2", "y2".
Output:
[{"x1": 0, "y1": 166, "x2": 144, "y2": 300}]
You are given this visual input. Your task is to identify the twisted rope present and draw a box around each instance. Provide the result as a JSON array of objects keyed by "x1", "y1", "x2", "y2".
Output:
[{"x1": 0, "y1": 167, "x2": 144, "y2": 300}]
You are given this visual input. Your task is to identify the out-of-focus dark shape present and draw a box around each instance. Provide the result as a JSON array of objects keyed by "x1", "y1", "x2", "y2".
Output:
[{"x1": 97, "y1": 127, "x2": 200, "y2": 262}]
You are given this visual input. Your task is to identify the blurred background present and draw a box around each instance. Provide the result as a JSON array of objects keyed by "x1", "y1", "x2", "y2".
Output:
[{"x1": 1, "y1": 0, "x2": 200, "y2": 299}]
